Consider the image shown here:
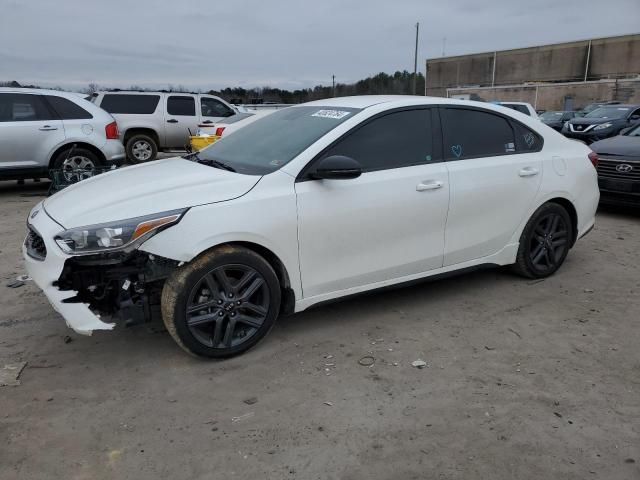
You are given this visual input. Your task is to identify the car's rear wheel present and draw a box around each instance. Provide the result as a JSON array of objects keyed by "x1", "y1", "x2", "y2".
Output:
[
  {"x1": 513, "y1": 203, "x2": 573, "y2": 279},
  {"x1": 161, "y1": 246, "x2": 281, "y2": 358},
  {"x1": 51, "y1": 147, "x2": 101, "y2": 181},
  {"x1": 126, "y1": 134, "x2": 157, "y2": 163}
]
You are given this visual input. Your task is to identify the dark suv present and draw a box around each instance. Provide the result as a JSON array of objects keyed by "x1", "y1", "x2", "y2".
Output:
[{"x1": 562, "y1": 104, "x2": 640, "y2": 144}]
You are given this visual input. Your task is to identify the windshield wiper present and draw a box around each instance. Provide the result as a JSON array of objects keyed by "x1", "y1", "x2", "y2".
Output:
[{"x1": 183, "y1": 152, "x2": 236, "y2": 172}]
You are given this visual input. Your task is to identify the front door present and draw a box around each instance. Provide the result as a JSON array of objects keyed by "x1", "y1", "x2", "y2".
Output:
[
  {"x1": 164, "y1": 95, "x2": 200, "y2": 148},
  {"x1": 439, "y1": 106, "x2": 543, "y2": 266},
  {"x1": 295, "y1": 108, "x2": 450, "y2": 298},
  {"x1": 0, "y1": 93, "x2": 65, "y2": 171},
  {"x1": 199, "y1": 96, "x2": 235, "y2": 126}
]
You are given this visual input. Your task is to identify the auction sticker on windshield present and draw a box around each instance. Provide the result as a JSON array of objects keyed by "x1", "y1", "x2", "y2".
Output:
[{"x1": 311, "y1": 110, "x2": 351, "y2": 119}]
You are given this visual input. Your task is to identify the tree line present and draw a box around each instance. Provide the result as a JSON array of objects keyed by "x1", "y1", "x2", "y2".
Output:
[{"x1": 3, "y1": 70, "x2": 426, "y2": 104}]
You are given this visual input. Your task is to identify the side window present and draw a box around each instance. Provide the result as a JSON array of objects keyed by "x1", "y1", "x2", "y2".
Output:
[
  {"x1": 100, "y1": 94, "x2": 160, "y2": 114},
  {"x1": 442, "y1": 108, "x2": 516, "y2": 160},
  {"x1": 46, "y1": 96, "x2": 93, "y2": 119},
  {"x1": 201, "y1": 97, "x2": 234, "y2": 117},
  {"x1": 511, "y1": 122, "x2": 543, "y2": 152},
  {"x1": 320, "y1": 109, "x2": 434, "y2": 172},
  {"x1": 167, "y1": 96, "x2": 195, "y2": 116},
  {"x1": 0, "y1": 93, "x2": 53, "y2": 122}
]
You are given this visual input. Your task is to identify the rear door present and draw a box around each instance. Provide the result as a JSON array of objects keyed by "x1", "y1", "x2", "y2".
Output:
[
  {"x1": 164, "y1": 95, "x2": 199, "y2": 148},
  {"x1": 296, "y1": 108, "x2": 450, "y2": 298},
  {"x1": 440, "y1": 106, "x2": 543, "y2": 266},
  {"x1": 0, "y1": 92, "x2": 65, "y2": 171},
  {"x1": 199, "y1": 96, "x2": 236, "y2": 126}
]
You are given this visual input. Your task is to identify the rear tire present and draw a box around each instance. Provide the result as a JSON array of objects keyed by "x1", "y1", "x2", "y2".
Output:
[
  {"x1": 161, "y1": 245, "x2": 281, "y2": 358},
  {"x1": 512, "y1": 202, "x2": 573, "y2": 279},
  {"x1": 51, "y1": 147, "x2": 101, "y2": 180},
  {"x1": 126, "y1": 134, "x2": 157, "y2": 163}
]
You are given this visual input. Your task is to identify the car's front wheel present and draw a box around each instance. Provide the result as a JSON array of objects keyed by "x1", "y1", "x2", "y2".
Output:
[
  {"x1": 513, "y1": 202, "x2": 573, "y2": 279},
  {"x1": 161, "y1": 246, "x2": 281, "y2": 358}
]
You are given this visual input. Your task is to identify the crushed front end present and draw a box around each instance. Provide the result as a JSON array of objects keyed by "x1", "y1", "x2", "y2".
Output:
[{"x1": 23, "y1": 202, "x2": 181, "y2": 335}]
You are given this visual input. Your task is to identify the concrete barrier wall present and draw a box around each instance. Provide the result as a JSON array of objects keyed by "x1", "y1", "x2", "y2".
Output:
[{"x1": 426, "y1": 34, "x2": 640, "y2": 91}]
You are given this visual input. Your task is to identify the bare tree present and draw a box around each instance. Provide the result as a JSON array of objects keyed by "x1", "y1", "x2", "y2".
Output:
[{"x1": 83, "y1": 82, "x2": 100, "y2": 95}]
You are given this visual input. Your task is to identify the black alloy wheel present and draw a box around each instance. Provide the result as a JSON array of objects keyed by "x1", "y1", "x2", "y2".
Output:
[
  {"x1": 513, "y1": 202, "x2": 573, "y2": 278},
  {"x1": 162, "y1": 246, "x2": 281, "y2": 358},
  {"x1": 186, "y1": 265, "x2": 270, "y2": 349}
]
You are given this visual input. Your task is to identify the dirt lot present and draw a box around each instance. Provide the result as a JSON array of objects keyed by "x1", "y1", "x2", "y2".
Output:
[{"x1": 1, "y1": 180, "x2": 638, "y2": 480}]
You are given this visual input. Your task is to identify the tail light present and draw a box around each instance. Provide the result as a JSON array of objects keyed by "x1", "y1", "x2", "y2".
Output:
[
  {"x1": 588, "y1": 151, "x2": 599, "y2": 169},
  {"x1": 215, "y1": 127, "x2": 226, "y2": 137},
  {"x1": 105, "y1": 121, "x2": 119, "y2": 140}
]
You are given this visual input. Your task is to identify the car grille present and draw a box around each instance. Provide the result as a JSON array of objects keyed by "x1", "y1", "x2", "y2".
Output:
[
  {"x1": 25, "y1": 226, "x2": 47, "y2": 261},
  {"x1": 597, "y1": 157, "x2": 640, "y2": 181}
]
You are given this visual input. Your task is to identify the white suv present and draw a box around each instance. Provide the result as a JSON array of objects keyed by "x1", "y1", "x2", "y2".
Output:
[{"x1": 0, "y1": 88, "x2": 125, "y2": 180}]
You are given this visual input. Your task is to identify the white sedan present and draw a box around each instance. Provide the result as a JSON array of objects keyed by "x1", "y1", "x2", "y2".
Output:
[{"x1": 23, "y1": 96, "x2": 599, "y2": 358}]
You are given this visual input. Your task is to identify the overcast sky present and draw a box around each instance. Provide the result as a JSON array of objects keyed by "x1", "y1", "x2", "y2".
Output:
[{"x1": 1, "y1": 0, "x2": 638, "y2": 92}]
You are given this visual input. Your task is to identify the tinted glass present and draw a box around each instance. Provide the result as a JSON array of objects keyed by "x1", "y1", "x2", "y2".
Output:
[
  {"x1": 442, "y1": 108, "x2": 516, "y2": 159},
  {"x1": 195, "y1": 106, "x2": 360, "y2": 175},
  {"x1": 167, "y1": 96, "x2": 195, "y2": 116},
  {"x1": 100, "y1": 94, "x2": 160, "y2": 114},
  {"x1": 46, "y1": 96, "x2": 93, "y2": 119},
  {"x1": 0, "y1": 93, "x2": 53, "y2": 122},
  {"x1": 539, "y1": 111, "x2": 564, "y2": 121},
  {"x1": 320, "y1": 109, "x2": 434, "y2": 172},
  {"x1": 512, "y1": 122, "x2": 542, "y2": 152},
  {"x1": 585, "y1": 107, "x2": 630, "y2": 119},
  {"x1": 201, "y1": 97, "x2": 233, "y2": 117},
  {"x1": 503, "y1": 104, "x2": 530, "y2": 116}
]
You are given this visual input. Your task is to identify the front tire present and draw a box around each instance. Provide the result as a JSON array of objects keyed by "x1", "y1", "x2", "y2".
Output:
[
  {"x1": 161, "y1": 246, "x2": 281, "y2": 358},
  {"x1": 512, "y1": 203, "x2": 573, "y2": 279}
]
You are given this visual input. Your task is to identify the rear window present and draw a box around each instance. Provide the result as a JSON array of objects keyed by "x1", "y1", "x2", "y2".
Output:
[
  {"x1": 46, "y1": 96, "x2": 93, "y2": 119},
  {"x1": 442, "y1": 108, "x2": 516, "y2": 159},
  {"x1": 100, "y1": 94, "x2": 160, "y2": 114}
]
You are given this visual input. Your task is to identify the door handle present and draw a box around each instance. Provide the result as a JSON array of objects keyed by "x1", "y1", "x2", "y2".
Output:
[
  {"x1": 167, "y1": 119, "x2": 178, "y2": 123},
  {"x1": 39, "y1": 125, "x2": 58, "y2": 131},
  {"x1": 416, "y1": 180, "x2": 444, "y2": 191},
  {"x1": 201, "y1": 120, "x2": 213, "y2": 124},
  {"x1": 519, "y1": 167, "x2": 539, "y2": 177}
]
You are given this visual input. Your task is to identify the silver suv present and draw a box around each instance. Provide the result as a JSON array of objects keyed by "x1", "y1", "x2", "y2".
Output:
[
  {"x1": 90, "y1": 91, "x2": 238, "y2": 162},
  {"x1": 0, "y1": 88, "x2": 125, "y2": 180}
]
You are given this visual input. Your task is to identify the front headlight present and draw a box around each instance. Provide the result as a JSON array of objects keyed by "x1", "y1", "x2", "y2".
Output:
[
  {"x1": 55, "y1": 209, "x2": 187, "y2": 255},
  {"x1": 593, "y1": 122, "x2": 613, "y2": 131}
]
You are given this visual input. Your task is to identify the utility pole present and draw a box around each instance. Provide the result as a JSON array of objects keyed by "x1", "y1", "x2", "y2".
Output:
[
  {"x1": 412, "y1": 22, "x2": 419, "y2": 95},
  {"x1": 332, "y1": 75, "x2": 336, "y2": 97}
]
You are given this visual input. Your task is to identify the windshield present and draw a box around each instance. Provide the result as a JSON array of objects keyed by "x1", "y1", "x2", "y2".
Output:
[
  {"x1": 192, "y1": 106, "x2": 361, "y2": 175},
  {"x1": 539, "y1": 111, "x2": 564, "y2": 121},
  {"x1": 585, "y1": 107, "x2": 630, "y2": 119},
  {"x1": 626, "y1": 124, "x2": 640, "y2": 137}
]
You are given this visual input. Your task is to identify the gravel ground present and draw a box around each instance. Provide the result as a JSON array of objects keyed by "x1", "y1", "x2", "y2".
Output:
[{"x1": 0, "y1": 179, "x2": 638, "y2": 480}]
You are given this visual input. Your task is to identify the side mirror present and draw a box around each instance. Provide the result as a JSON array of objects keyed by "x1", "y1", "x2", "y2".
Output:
[
  {"x1": 630, "y1": 115, "x2": 640, "y2": 122},
  {"x1": 311, "y1": 155, "x2": 362, "y2": 180},
  {"x1": 620, "y1": 126, "x2": 633, "y2": 136}
]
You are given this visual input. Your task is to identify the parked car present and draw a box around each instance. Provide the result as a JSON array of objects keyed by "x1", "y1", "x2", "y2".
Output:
[
  {"x1": 590, "y1": 123, "x2": 640, "y2": 206},
  {"x1": 539, "y1": 111, "x2": 581, "y2": 131},
  {"x1": 90, "y1": 91, "x2": 240, "y2": 162},
  {"x1": 580, "y1": 101, "x2": 621, "y2": 116},
  {"x1": 562, "y1": 104, "x2": 640, "y2": 144},
  {"x1": 495, "y1": 101, "x2": 539, "y2": 118},
  {"x1": 24, "y1": 96, "x2": 599, "y2": 358},
  {"x1": 0, "y1": 88, "x2": 125, "y2": 180}
]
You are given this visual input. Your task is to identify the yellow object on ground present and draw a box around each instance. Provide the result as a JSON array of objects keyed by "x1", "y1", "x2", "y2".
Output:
[{"x1": 189, "y1": 135, "x2": 220, "y2": 151}]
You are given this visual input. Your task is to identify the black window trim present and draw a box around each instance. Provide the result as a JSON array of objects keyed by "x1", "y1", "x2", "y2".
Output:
[
  {"x1": 437, "y1": 105, "x2": 543, "y2": 162},
  {"x1": 296, "y1": 106, "x2": 443, "y2": 182}
]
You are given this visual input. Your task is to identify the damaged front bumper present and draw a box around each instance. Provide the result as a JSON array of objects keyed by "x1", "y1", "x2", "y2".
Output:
[{"x1": 23, "y1": 204, "x2": 177, "y2": 335}]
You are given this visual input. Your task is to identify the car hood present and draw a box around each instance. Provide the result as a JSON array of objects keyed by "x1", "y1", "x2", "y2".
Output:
[
  {"x1": 44, "y1": 158, "x2": 261, "y2": 228},
  {"x1": 590, "y1": 135, "x2": 640, "y2": 158},
  {"x1": 569, "y1": 117, "x2": 621, "y2": 126}
]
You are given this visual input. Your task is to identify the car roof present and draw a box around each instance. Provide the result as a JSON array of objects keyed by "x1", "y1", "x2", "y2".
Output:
[
  {"x1": 302, "y1": 95, "x2": 520, "y2": 111},
  {"x1": 0, "y1": 87, "x2": 90, "y2": 101},
  {"x1": 590, "y1": 104, "x2": 639, "y2": 108}
]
